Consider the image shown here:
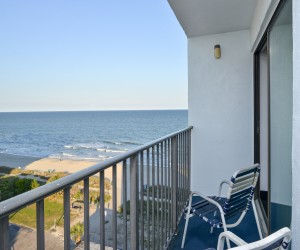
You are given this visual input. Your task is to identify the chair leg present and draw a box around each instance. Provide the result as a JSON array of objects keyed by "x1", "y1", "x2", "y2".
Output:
[
  {"x1": 220, "y1": 213, "x2": 231, "y2": 249},
  {"x1": 181, "y1": 192, "x2": 193, "y2": 249},
  {"x1": 252, "y1": 198, "x2": 263, "y2": 239}
]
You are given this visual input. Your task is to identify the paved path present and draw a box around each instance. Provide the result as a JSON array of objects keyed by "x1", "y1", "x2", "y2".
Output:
[{"x1": 9, "y1": 223, "x2": 68, "y2": 250}]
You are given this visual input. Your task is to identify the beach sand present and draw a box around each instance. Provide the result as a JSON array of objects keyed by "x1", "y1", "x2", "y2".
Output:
[{"x1": 26, "y1": 157, "x2": 98, "y2": 174}]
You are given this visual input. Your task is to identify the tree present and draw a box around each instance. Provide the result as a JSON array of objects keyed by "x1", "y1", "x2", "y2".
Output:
[
  {"x1": 14, "y1": 178, "x2": 32, "y2": 195},
  {"x1": 104, "y1": 192, "x2": 111, "y2": 203},
  {"x1": 104, "y1": 178, "x2": 111, "y2": 191}
]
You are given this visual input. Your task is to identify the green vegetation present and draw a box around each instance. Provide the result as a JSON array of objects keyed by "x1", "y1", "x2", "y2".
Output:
[
  {"x1": 46, "y1": 173, "x2": 66, "y2": 183},
  {"x1": 9, "y1": 199, "x2": 68, "y2": 229},
  {"x1": 0, "y1": 166, "x2": 113, "y2": 230},
  {"x1": 118, "y1": 200, "x2": 131, "y2": 215},
  {"x1": 0, "y1": 176, "x2": 40, "y2": 201},
  {"x1": 70, "y1": 222, "x2": 84, "y2": 244}
]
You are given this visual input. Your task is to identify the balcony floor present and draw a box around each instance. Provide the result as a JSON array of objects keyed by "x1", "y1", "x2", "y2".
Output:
[{"x1": 168, "y1": 197, "x2": 261, "y2": 249}]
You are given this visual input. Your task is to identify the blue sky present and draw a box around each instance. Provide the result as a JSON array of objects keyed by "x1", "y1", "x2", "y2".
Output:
[{"x1": 0, "y1": 1, "x2": 187, "y2": 112}]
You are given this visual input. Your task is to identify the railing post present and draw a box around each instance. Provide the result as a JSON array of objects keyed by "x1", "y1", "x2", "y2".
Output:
[
  {"x1": 36, "y1": 199, "x2": 45, "y2": 250},
  {"x1": 63, "y1": 187, "x2": 71, "y2": 250},
  {"x1": 171, "y1": 136, "x2": 178, "y2": 232},
  {"x1": 100, "y1": 171, "x2": 105, "y2": 250},
  {"x1": 112, "y1": 165, "x2": 117, "y2": 250},
  {"x1": 130, "y1": 154, "x2": 139, "y2": 250},
  {"x1": 122, "y1": 160, "x2": 128, "y2": 250},
  {"x1": 84, "y1": 178, "x2": 90, "y2": 250},
  {"x1": 0, "y1": 216, "x2": 9, "y2": 250},
  {"x1": 188, "y1": 129, "x2": 192, "y2": 191}
]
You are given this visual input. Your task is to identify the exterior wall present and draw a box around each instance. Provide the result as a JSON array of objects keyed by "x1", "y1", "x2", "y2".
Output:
[
  {"x1": 188, "y1": 30, "x2": 253, "y2": 194},
  {"x1": 250, "y1": 0, "x2": 280, "y2": 51},
  {"x1": 292, "y1": 0, "x2": 300, "y2": 247}
]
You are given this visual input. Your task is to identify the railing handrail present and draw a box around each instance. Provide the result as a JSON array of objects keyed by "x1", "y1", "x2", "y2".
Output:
[{"x1": 0, "y1": 126, "x2": 193, "y2": 219}]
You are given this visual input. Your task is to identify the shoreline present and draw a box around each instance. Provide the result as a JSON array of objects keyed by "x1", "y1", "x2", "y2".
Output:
[
  {"x1": 0, "y1": 153, "x2": 42, "y2": 169},
  {"x1": 0, "y1": 152, "x2": 101, "y2": 173}
]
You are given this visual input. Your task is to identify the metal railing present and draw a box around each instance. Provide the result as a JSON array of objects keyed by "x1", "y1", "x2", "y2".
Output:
[{"x1": 0, "y1": 126, "x2": 192, "y2": 250}]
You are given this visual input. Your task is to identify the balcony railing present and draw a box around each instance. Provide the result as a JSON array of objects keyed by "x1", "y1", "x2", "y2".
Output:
[{"x1": 0, "y1": 126, "x2": 192, "y2": 250}]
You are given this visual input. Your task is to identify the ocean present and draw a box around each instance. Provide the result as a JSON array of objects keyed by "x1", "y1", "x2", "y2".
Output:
[{"x1": 0, "y1": 110, "x2": 187, "y2": 161}]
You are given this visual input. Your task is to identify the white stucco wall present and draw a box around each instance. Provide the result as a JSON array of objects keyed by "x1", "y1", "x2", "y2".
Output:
[
  {"x1": 292, "y1": 0, "x2": 300, "y2": 247},
  {"x1": 188, "y1": 30, "x2": 253, "y2": 195}
]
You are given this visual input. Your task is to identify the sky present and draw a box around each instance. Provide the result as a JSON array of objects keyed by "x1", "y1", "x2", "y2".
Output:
[{"x1": 0, "y1": 1, "x2": 187, "y2": 112}]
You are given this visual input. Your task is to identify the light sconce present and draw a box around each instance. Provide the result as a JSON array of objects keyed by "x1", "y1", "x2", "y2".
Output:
[{"x1": 214, "y1": 44, "x2": 221, "y2": 59}]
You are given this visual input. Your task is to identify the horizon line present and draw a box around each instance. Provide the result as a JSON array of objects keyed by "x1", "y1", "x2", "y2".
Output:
[{"x1": 0, "y1": 108, "x2": 188, "y2": 113}]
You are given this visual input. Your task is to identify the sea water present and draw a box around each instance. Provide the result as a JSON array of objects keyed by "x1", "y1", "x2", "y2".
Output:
[{"x1": 0, "y1": 110, "x2": 187, "y2": 161}]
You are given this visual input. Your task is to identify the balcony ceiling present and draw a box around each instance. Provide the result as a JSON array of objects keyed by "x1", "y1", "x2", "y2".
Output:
[{"x1": 168, "y1": 0, "x2": 258, "y2": 37}]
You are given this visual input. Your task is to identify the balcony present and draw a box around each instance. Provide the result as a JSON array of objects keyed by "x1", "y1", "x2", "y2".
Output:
[{"x1": 0, "y1": 127, "x2": 192, "y2": 250}]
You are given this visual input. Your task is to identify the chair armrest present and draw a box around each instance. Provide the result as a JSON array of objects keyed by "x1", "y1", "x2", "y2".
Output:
[
  {"x1": 191, "y1": 191, "x2": 224, "y2": 215},
  {"x1": 217, "y1": 227, "x2": 292, "y2": 250},
  {"x1": 217, "y1": 231, "x2": 247, "y2": 250},
  {"x1": 218, "y1": 180, "x2": 230, "y2": 197}
]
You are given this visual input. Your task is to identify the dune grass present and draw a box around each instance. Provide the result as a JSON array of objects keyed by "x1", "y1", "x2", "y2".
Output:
[{"x1": 9, "y1": 198, "x2": 77, "y2": 230}]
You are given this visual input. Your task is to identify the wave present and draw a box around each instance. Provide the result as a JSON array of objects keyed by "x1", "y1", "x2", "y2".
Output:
[
  {"x1": 62, "y1": 153, "x2": 76, "y2": 157},
  {"x1": 121, "y1": 141, "x2": 142, "y2": 146},
  {"x1": 49, "y1": 153, "x2": 101, "y2": 162},
  {"x1": 98, "y1": 155, "x2": 112, "y2": 159},
  {"x1": 64, "y1": 143, "x2": 128, "y2": 154},
  {"x1": 64, "y1": 145, "x2": 96, "y2": 150},
  {"x1": 96, "y1": 148, "x2": 127, "y2": 153},
  {"x1": 102, "y1": 140, "x2": 123, "y2": 146},
  {"x1": 103, "y1": 140, "x2": 142, "y2": 146}
]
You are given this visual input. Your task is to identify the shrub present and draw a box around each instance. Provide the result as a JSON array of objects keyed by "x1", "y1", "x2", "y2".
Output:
[
  {"x1": 70, "y1": 222, "x2": 84, "y2": 244},
  {"x1": 31, "y1": 179, "x2": 40, "y2": 189}
]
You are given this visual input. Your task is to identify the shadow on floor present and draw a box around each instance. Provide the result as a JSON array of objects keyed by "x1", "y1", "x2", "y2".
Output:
[{"x1": 168, "y1": 198, "x2": 260, "y2": 250}]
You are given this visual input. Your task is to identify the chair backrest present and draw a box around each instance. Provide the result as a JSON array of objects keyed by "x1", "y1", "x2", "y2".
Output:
[
  {"x1": 217, "y1": 227, "x2": 292, "y2": 250},
  {"x1": 223, "y1": 164, "x2": 260, "y2": 218}
]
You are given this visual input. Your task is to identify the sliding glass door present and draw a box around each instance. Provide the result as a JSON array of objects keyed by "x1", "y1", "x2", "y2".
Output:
[{"x1": 254, "y1": 0, "x2": 292, "y2": 234}]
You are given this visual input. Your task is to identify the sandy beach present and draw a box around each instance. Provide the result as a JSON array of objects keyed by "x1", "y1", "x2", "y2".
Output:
[
  {"x1": 0, "y1": 152, "x2": 102, "y2": 174},
  {"x1": 26, "y1": 157, "x2": 98, "y2": 174}
]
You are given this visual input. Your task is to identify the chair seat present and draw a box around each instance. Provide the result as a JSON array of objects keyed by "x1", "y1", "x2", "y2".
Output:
[{"x1": 185, "y1": 197, "x2": 228, "y2": 228}]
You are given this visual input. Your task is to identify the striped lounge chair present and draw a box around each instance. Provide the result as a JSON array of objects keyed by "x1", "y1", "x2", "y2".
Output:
[
  {"x1": 181, "y1": 164, "x2": 263, "y2": 249},
  {"x1": 217, "y1": 227, "x2": 292, "y2": 250}
]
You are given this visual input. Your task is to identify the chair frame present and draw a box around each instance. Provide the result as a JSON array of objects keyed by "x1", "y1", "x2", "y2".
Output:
[
  {"x1": 217, "y1": 227, "x2": 292, "y2": 250},
  {"x1": 181, "y1": 164, "x2": 263, "y2": 249}
]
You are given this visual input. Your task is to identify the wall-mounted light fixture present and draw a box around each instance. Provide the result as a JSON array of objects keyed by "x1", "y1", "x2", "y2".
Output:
[{"x1": 214, "y1": 45, "x2": 221, "y2": 59}]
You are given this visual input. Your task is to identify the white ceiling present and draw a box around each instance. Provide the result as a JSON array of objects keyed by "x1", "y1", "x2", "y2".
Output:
[{"x1": 168, "y1": 0, "x2": 258, "y2": 37}]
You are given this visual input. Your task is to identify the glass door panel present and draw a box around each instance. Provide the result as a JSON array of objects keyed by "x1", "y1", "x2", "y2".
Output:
[
  {"x1": 259, "y1": 46, "x2": 269, "y2": 221},
  {"x1": 269, "y1": 0, "x2": 292, "y2": 233}
]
